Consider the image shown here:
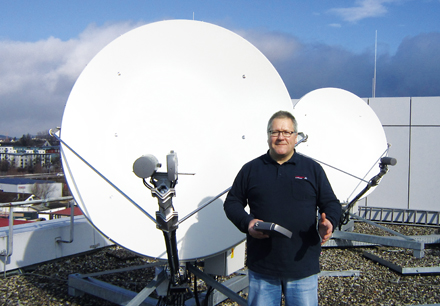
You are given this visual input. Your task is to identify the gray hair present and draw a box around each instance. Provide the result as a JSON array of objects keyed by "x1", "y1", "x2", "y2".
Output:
[{"x1": 267, "y1": 111, "x2": 298, "y2": 133}]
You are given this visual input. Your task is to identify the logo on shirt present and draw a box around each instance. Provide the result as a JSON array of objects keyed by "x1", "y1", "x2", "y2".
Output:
[{"x1": 295, "y1": 176, "x2": 307, "y2": 180}]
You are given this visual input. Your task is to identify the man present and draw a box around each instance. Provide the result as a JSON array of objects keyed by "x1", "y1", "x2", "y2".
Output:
[{"x1": 224, "y1": 110, "x2": 341, "y2": 306}]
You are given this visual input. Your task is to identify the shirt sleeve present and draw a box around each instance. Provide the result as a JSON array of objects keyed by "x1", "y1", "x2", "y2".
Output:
[
  {"x1": 316, "y1": 164, "x2": 342, "y2": 231},
  {"x1": 223, "y1": 166, "x2": 254, "y2": 233}
]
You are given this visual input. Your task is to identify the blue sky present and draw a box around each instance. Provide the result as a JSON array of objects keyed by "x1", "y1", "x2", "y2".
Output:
[
  {"x1": 2, "y1": 0, "x2": 438, "y2": 53},
  {"x1": 1, "y1": 0, "x2": 440, "y2": 136}
]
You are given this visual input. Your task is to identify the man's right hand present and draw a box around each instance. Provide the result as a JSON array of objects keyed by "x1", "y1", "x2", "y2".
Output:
[{"x1": 248, "y1": 219, "x2": 270, "y2": 239}]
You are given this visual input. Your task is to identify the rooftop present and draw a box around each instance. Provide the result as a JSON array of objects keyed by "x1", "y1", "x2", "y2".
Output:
[{"x1": 0, "y1": 178, "x2": 55, "y2": 185}]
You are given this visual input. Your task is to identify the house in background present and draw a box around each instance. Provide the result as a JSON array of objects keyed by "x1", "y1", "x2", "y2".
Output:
[{"x1": 0, "y1": 144, "x2": 60, "y2": 171}]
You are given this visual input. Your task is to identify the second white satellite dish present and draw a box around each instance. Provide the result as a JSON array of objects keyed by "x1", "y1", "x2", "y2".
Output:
[
  {"x1": 60, "y1": 20, "x2": 292, "y2": 260},
  {"x1": 293, "y1": 88, "x2": 388, "y2": 203}
]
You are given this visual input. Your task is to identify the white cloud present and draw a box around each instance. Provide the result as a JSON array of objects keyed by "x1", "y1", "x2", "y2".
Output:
[
  {"x1": 329, "y1": 0, "x2": 400, "y2": 23},
  {"x1": 0, "y1": 21, "x2": 144, "y2": 137},
  {"x1": 1, "y1": 20, "x2": 439, "y2": 137},
  {"x1": 237, "y1": 30, "x2": 301, "y2": 63},
  {"x1": 231, "y1": 29, "x2": 440, "y2": 99}
]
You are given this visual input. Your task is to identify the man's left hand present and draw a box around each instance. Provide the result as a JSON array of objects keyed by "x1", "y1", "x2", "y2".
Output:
[{"x1": 318, "y1": 213, "x2": 333, "y2": 245}]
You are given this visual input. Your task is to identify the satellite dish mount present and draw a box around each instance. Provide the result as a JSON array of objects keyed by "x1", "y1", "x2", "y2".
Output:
[{"x1": 133, "y1": 151, "x2": 185, "y2": 288}]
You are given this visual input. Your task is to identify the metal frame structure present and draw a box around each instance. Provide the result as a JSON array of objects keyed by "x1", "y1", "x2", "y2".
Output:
[
  {"x1": 363, "y1": 252, "x2": 440, "y2": 275},
  {"x1": 334, "y1": 157, "x2": 428, "y2": 258},
  {"x1": 68, "y1": 262, "x2": 248, "y2": 306},
  {"x1": 359, "y1": 206, "x2": 440, "y2": 226}
]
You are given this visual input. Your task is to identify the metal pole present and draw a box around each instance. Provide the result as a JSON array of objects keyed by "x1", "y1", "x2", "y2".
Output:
[
  {"x1": 56, "y1": 200, "x2": 75, "y2": 244},
  {"x1": 373, "y1": 30, "x2": 377, "y2": 98},
  {"x1": 3, "y1": 206, "x2": 14, "y2": 277},
  {"x1": 0, "y1": 196, "x2": 73, "y2": 208}
]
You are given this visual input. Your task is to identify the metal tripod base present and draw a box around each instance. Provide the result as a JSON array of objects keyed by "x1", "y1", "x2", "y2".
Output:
[
  {"x1": 68, "y1": 262, "x2": 165, "y2": 306},
  {"x1": 187, "y1": 264, "x2": 248, "y2": 306},
  {"x1": 68, "y1": 262, "x2": 248, "y2": 306},
  {"x1": 335, "y1": 213, "x2": 427, "y2": 258}
]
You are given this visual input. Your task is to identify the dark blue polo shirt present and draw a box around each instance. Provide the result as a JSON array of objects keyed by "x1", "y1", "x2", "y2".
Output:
[{"x1": 224, "y1": 151, "x2": 341, "y2": 278}]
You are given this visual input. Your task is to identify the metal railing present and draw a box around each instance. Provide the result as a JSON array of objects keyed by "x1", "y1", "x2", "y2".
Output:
[
  {"x1": 0, "y1": 196, "x2": 74, "y2": 276},
  {"x1": 358, "y1": 206, "x2": 440, "y2": 226}
]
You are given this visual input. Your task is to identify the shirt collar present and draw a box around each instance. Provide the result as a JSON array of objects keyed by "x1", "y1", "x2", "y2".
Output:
[{"x1": 263, "y1": 150, "x2": 297, "y2": 165}]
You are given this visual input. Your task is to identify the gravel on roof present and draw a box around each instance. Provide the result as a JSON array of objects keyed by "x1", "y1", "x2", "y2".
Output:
[{"x1": 1, "y1": 223, "x2": 439, "y2": 305}]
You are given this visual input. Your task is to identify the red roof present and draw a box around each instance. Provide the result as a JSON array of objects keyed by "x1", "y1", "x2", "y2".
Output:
[
  {"x1": 51, "y1": 206, "x2": 83, "y2": 216},
  {"x1": 0, "y1": 218, "x2": 34, "y2": 227}
]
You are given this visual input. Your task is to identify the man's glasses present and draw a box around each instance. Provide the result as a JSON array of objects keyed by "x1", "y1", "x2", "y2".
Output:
[{"x1": 268, "y1": 130, "x2": 296, "y2": 138}]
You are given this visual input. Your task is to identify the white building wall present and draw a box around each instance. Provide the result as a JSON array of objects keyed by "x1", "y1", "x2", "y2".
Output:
[
  {"x1": 366, "y1": 97, "x2": 411, "y2": 209},
  {"x1": 367, "y1": 96, "x2": 440, "y2": 211}
]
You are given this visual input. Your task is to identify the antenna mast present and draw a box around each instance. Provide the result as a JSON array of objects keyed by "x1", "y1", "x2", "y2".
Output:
[{"x1": 372, "y1": 30, "x2": 377, "y2": 98}]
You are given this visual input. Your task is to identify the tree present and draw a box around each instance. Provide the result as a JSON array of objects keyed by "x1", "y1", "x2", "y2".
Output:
[
  {"x1": 36, "y1": 130, "x2": 50, "y2": 139},
  {"x1": 51, "y1": 155, "x2": 61, "y2": 171},
  {"x1": 18, "y1": 134, "x2": 34, "y2": 147},
  {"x1": 7, "y1": 164, "x2": 19, "y2": 175},
  {"x1": 31, "y1": 182, "x2": 57, "y2": 199},
  {"x1": 0, "y1": 160, "x2": 10, "y2": 173}
]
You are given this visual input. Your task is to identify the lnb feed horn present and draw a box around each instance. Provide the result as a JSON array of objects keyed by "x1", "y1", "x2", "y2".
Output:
[{"x1": 133, "y1": 154, "x2": 161, "y2": 178}]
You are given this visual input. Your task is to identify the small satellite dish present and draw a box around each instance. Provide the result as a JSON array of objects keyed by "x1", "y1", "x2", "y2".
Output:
[
  {"x1": 60, "y1": 20, "x2": 292, "y2": 260},
  {"x1": 293, "y1": 88, "x2": 388, "y2": 203}
]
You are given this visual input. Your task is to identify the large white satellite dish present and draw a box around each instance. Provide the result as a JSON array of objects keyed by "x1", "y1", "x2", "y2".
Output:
[
  {"x1": 293, "y1": 88, "x2": 388, "y2": 204},
  {"x1": 60, "y1": 20, "x2": 292, "y2": 260}
]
